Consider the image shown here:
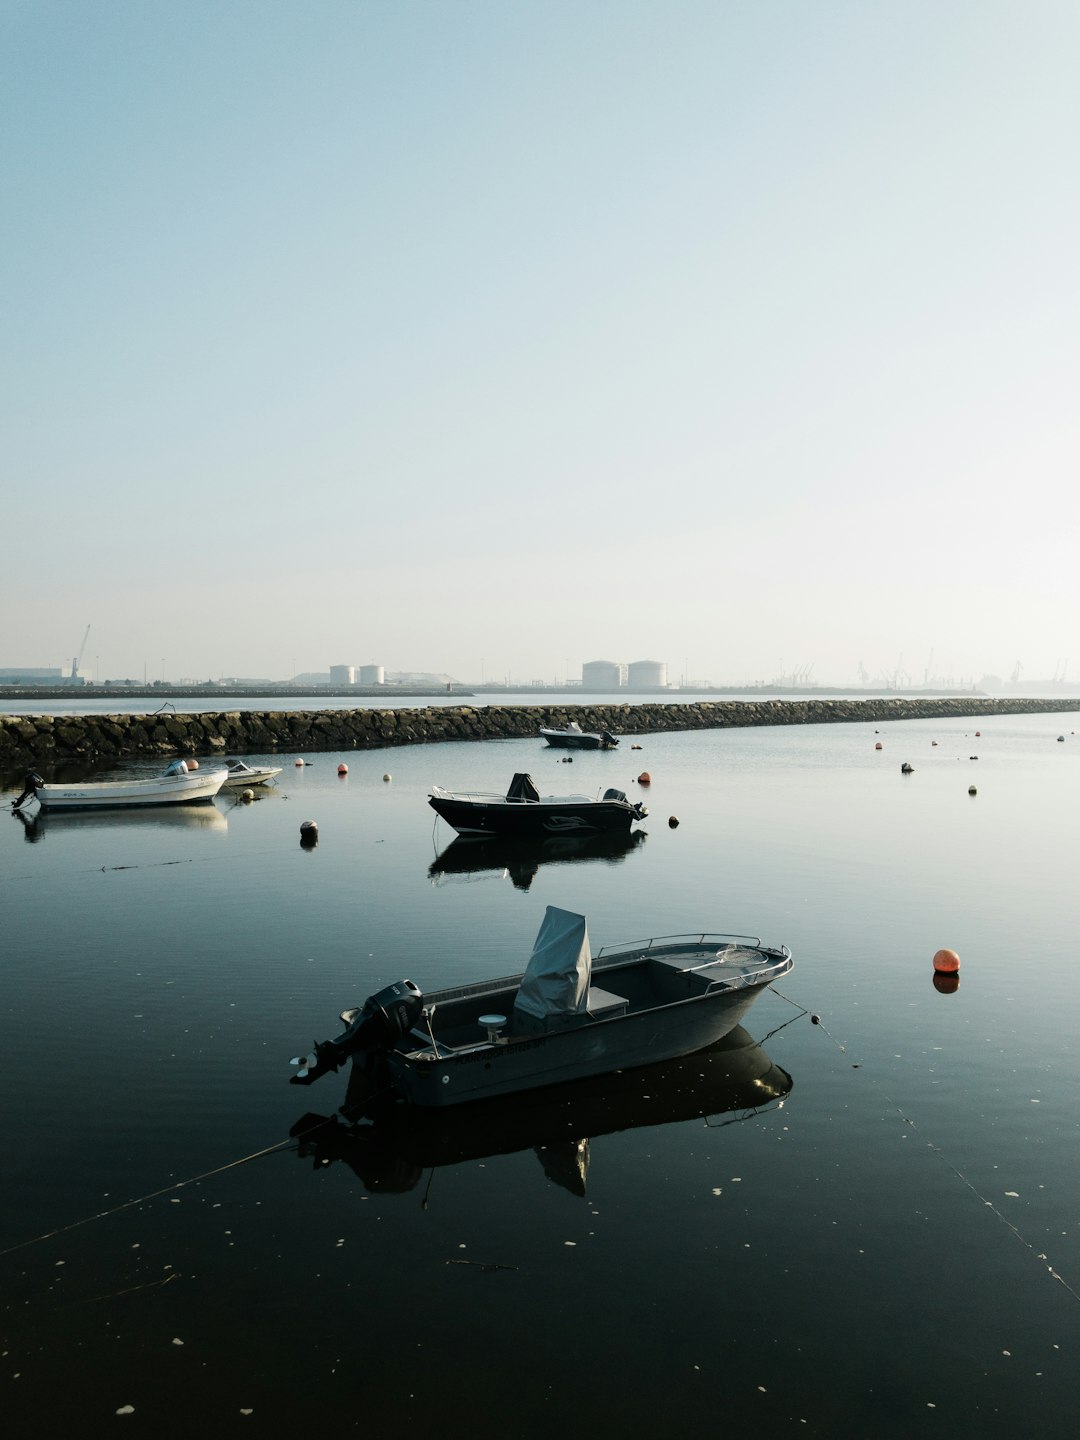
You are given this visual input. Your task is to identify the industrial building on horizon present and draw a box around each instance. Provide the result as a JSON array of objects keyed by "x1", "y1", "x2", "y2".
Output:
[{"x1": 582, "y1": 659, "x2": 669, "y2": 690}]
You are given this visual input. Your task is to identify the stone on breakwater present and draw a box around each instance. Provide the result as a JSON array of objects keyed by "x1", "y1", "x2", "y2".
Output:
[{"x1": 2, "y1": 697, "x2": 1080, "y2": 767}]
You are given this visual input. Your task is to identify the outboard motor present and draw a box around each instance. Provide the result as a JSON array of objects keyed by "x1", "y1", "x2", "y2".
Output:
[
  {"x1": 601, "y1": 731, "x2": 618, "y2": 748},
  {"x1": 12, "y1": 771, "x2": 43, "y2": 811},
  {"x1": 602, "y1": 788, "x2": 628, "y2": 803},
  {"x1": 291, "y1": 979, "x2": 424, "y2": 1084}
]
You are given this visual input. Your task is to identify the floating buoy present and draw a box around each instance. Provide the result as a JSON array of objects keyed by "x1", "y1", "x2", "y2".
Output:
[
  {"x1": 295, "y1": 758, "x2": 305, "y2": 767},
  {"x1": 968, "y1": 785, "x2": 977, "y2": 795},
  {"x1": 337, "y1": 763, "x2": 348, "y2": 775},
  {"x1": 875, "y1": 742, "x2": 883, "y2": 750},
  {"x1": 933, "y1": 948, "x2": 960, "y2": 974},
  {"x1": 975, "y1": 731, "x2": 981, "y2": 737},
  {"x1": 300, "y1": 819, "x2": 318, "y2": 849},
  {"x1": 1058, "y1": 735, "x2": 1065, "y2": 742},
  {"x1": 241, "y1": 788, "x2": 254, "y2": 802},
  {"x1": 969, "y1": 755, "x2": 978, "y2": 760},
  {"x1": 931, "y1": 740, "x2": 938, "y2": 746},
  {"x1": 901, "y1": 762, "x2": 914, "y2": 773},
  {"x1": 933, "y1": 972, "x2": 960, "y2": 995},
  {"x1": 637, "y1": 771, "x2": 651, "y2": 784},
  {"x1": 631, "y1": 744, "x2": 642, "y2": 750},
  {"x1": 186, "y1": 758, "x2": 199, "y2": 770},
  {"x1": 383, "y1": 773, "x2": 392, "y2": 782},
  {"x1": 668, "y1": 815, "x2": 679, "y2": 828}
]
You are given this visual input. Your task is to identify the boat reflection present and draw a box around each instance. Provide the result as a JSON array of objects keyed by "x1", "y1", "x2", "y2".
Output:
[
  {"x1": 290, "y1": 1025, "x2": 792, "y2": 1199},
  {"x1": 428, "y1": 829, "x2": 647, "y2": 892},
  {"x1": 13, "y1": 801, "x2": 228, "y2": 842}
]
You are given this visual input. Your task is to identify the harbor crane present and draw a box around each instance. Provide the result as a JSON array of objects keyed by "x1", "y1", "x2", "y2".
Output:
[{"x1": 71, "y1": 624, "x2": 90, "y2": 683}]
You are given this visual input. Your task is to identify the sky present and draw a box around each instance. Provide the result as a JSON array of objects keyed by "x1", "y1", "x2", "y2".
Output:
[{"x1": 3, "y1": 0, "x2": 1078, "y2": 688}]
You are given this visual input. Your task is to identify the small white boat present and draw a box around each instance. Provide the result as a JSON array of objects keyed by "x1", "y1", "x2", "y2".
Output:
[
  {"x1": 220, "y1": 759, "x2": 283, "y2": 789},
  {"x1": 23, "y1": 763, "x2": 229, "y2": 811}
]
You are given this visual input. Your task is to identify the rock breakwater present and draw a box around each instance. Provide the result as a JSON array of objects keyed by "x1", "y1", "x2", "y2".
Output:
[{"x1": 2, "y1": 697, "x2": 1078, "y2": 768}]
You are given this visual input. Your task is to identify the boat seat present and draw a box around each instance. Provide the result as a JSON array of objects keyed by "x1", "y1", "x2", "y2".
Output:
[{"x1": 586, "y1": 986, "x2": 628, "y2": 1019}]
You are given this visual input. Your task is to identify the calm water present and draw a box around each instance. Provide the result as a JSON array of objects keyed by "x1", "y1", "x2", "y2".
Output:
[{"x1": 2, "y1": 713, "x2": 1078, "y2": 1436}]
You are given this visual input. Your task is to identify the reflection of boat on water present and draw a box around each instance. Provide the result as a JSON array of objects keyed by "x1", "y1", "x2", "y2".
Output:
[
  {"x1": 14, "y1": 802, "x2": 228, "y2": 841},
  {"x1": 290, "y1": 1025, "x2": 793, "y2": 1197},
  {"x1": 429, "y1": 830, "x2": 647, "y2": 891}
]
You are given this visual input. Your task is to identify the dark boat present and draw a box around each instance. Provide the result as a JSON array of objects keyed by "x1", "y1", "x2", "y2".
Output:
[
  {"x1": 289, "y1": 1025, "x2": 793, "y2": 1197},
  {"x1": 428, "y1": 772, "x2": 647, "y2": 837},
  {"x1": 289, "y1": 906, "x2": 793, "y2": 1108},
  {"x1": 539, "y1": 724, "x2": 619, "y2": 750},
  {"x1": 428, "y1": 829, "x2": 646, "y2": 891}
]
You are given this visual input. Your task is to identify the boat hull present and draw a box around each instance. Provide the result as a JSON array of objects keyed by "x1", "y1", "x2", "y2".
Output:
[
  {"x1": 429, "y1": 793, "x2": 639, "y2": 836},
  {"x1": 34, "y1": 769, "x2": 229, "y2": 809},
  {"x1": 384, "y1": 982, "x2": 773, "y2": 1106},
  {"x1": 220, "y1": 766, "x2": 283, "y2": 789}
]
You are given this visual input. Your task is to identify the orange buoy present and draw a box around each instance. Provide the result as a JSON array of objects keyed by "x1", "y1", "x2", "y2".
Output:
[
  {"x1": 337, "y1": 763, "x2": 348, "y2": 775},
  {"x1": 875, "y1": 742, "x2": 883, "y2": 750},
  {"x1": 637, "y1": 771, "x2": 651, "y2": 784},
  {"x1": 933, "y1": 948, "x2": 960, "y2": 974},
  {"x1": 975, "y1": 731, "x2": 981, "y2": 737},
  {"x1": 186, "y1": 758, "x2": 199, "y2": 770}
]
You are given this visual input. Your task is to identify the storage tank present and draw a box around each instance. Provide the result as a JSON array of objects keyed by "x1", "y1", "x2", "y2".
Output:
[
  {"x1": 627, "y1": 660, "x2": 668, "y2": 690},
  {"x1": 359, "y1": 664, "x2": 385, "y2": 685},
  {"x1": 329, "y1": 664, "x2": 357, "y2": 685},
  {"x1": 581, "y1": 660, "x2": 626, "y2": 690}
]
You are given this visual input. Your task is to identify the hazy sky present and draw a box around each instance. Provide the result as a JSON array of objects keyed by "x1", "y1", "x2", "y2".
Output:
[{"x1": 3, "y1": 1, "x2": 1077, "y2": 686}]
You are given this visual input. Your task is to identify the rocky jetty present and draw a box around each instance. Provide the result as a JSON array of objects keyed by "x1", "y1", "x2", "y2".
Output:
[{"x1": 1, "y1": 697, "x2": 1077, "y2": 768}]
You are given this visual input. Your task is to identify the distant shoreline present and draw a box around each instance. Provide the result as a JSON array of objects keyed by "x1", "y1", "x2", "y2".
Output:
[{"x1": 2, "y1": 695, "x2": 1078, "y2": 771}]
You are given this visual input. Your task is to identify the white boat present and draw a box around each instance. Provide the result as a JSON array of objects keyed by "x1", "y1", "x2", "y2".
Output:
[
  {"x1": 289, "y1": 906, "x2": 793, "y2": 1107},
  {"x1": 23, "y1": 764, "x2": 229, "y2": 811},
  {"x1": 220, "y1": 759, "x2": 283, "y2": 789}
]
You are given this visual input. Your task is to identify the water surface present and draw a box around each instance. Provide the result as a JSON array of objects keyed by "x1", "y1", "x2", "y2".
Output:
[{"x1": 2, "y1": 713, "x2": 1077, "y2": 1436}]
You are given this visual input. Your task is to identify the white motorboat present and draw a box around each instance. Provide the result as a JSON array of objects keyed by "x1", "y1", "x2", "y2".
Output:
[
  {"x1": 221, "y1": 759, "x2": 283, "y2": 788},
  {"x1": 19, "y1": 763, "x2": 229, "y2": 811}
]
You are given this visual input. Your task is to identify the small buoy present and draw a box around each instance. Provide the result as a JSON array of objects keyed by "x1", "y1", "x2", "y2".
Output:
[
  {"x1": 874, "y1": 742, "x2": 883, "y2": 750},
  {"x1": 933, "y1": 972, "x2": 960, "y2": 994},
  {"x1": 975, "y1": 731, "x2": 981, "y2": 737},
  {"x1": 300, "y1": 819, "x2": 318, "y2": 849},
  {"x1": 186, "y1": 758, "x2": 199, "y2": 770},
  {"x1": 968, "y1": 785, "x2": 977, "y2": 795},
  {"x1": 631, "y1": 744, "x2": 642, "y2": 751},
  {"x1": 933, "y1": 948, "x2": 960, "y2": 974},
  {"x1": 241, "y1": 788, "x2": 254, "y2": 802},
  {"x1": 637, "y1": 771, "x2": 651, "y2": 784},
  {"x1": 295, "y1": 758, "x2": 305, "y2": 767},
  {"x1": 900, "y1": 762, "x2": 914, "y2": 774},
  {"x1": 337, "y1": 763, "x2": 348, "y2": 775},
  {"x1": 1058, "y1": 735, "x2": 1065, "y2": 742},
  {"x1": 668, "y1": 815, "x2": 679, "y2": 828},
  {"x1": 932, "y1": 740, "x2": 938, "y2": 746},
  {"x1": 810, "y1": 1014, "x2": 821, "y2": 1025},
  {"x1": 383, "y1": 773, "x2": 392, "y2": 782}
]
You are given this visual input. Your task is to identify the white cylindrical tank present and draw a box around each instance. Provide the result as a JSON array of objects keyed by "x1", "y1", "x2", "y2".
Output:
[
  {"x1": 581, "y1": 659, "x2": 626, "y2": 689},
  {"x1": 359, "y1": 664, "x2": 385, "y2": 685},
  {"x1": 627, "y1": 660, "x2": 668, "y2": 690},
  {"x1": 329, "y1": 664, "x2": 357, "y2": 685}
]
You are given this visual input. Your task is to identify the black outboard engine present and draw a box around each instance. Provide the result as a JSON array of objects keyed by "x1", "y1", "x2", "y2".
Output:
[
  {"x1": 603, "y1": 788, "x2": 628, "y2": 803},
  {"x1": 291, "y1": 980, "x2": 424, "y2": 1084},
  {"x1": 12, "y1": 771, "x2": 43, "y2": 811},
  {"x1": 601, "y1": 731, "x2": 618, "y2": 748}
]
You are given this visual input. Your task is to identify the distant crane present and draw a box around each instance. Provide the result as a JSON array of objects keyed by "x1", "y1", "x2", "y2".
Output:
[
  {"x1": 71, "y1": 624, "x2": 90, "y2": 683},
  {"x1": 1011, "y1": 661, "x2": 1022, "y2": 684}
]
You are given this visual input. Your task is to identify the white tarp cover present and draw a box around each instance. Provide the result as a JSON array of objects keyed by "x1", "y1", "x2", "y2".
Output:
[{"x1": 513, "y1": 906, "x2": 593, "y2": 1021}]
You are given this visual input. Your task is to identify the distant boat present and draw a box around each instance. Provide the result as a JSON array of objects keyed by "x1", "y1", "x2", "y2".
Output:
[
  {"x1": 21, "y1": 762, "x2": 228, "y2": 811},
  {"x1": 221, "y1": 759, "x2": 283, "y2": 788},
  {"x1": 289, "y1": 905, "x2": 793, "y2": 1108},
  {"x1": 540, "y1": 723, "x2": 618, "y2": 750},
  {"x1": 428, "y1": 772, "x2": 647, "y2": 836}
]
